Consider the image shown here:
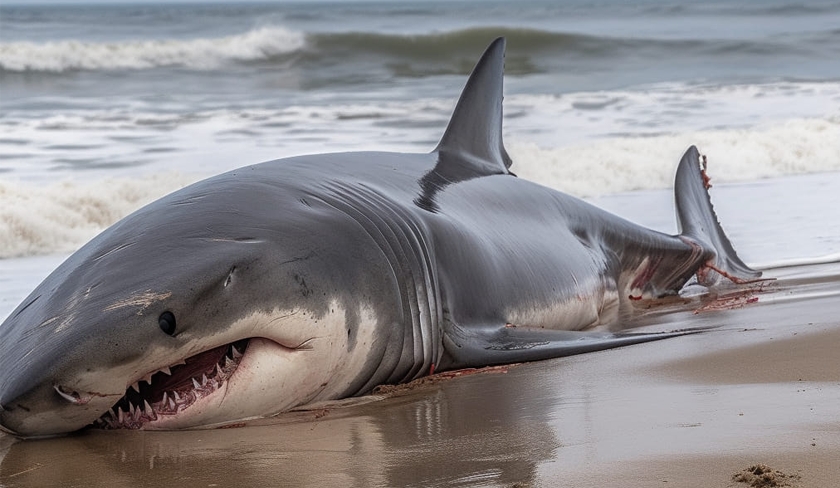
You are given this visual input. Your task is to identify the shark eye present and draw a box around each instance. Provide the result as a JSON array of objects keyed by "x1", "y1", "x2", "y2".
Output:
[{"x1": 158, "y1": 311, "x2": 176, "y2": 335}]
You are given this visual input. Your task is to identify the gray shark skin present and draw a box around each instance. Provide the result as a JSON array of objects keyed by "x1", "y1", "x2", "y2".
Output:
[{"x1": 0, "y1": 38, "x2": 759, "y2": 438}]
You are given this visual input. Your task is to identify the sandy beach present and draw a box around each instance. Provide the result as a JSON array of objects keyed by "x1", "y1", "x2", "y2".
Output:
[{"x1": 2, "y1": 257, "x2": 837, "y2": 487}]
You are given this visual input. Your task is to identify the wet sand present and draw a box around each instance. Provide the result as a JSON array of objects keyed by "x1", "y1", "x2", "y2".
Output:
[{"x1": 1, "y1": 260, "x2": 838, "y2": 488}]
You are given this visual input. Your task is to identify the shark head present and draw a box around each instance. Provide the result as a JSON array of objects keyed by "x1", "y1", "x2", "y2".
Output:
[{"x1": 0, "y1": 169, "x2": 396, "y2": 438}]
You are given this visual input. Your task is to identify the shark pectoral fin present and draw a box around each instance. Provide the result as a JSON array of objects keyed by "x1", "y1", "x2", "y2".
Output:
[
  {"x1": 441, "y1": 322, "x2": 703, "y2": 370},
  {"x1": 675, "y1": 146, "x2": 762, "y2": 283}
]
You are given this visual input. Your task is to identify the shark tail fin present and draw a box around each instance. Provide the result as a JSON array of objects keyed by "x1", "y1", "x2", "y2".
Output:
[{"x1": 674, "y1": 146, "x2": 762, "y2": 284}]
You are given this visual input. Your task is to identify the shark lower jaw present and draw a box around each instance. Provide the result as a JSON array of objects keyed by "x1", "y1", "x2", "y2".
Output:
[{"x1": 95, "y1": 338, "x2": 253, "y2": 430}]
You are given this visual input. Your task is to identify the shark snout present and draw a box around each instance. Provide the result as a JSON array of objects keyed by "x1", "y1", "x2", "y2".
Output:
[
  {"x1": 0, "y1": 392, "x2": 30, "y2": 437},
  {"x1": 0, "y1": 402, "x2": 18, "y2": 436},
  {"x1": 0, "y1": 379, "x2": 123, "y2": 438}
]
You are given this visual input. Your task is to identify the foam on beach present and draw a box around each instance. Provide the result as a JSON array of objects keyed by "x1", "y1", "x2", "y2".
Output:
[
  {"x1": 0, "y1": 174, "x2": 195, "y2": 259},
  {"x1": 1, "y1": 116, "x2": 838, "y2": 259},
  {"x1": 511, "y1": 117, "x2": 840, "y2": 197}
]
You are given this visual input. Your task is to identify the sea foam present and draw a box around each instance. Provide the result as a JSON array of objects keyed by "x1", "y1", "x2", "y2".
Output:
[
  {"x1": 0, "y1": 174, "x2": 196, "y2": 258},
  {"x1": 512, "y1": 117, "x2": 840, "y2": 197},
  {"x1": 0, "y1": 26, "x2": 305, "y2": 72},
  {"x1": 1, "y1": 117, "x2": 838, "y2": 259}
]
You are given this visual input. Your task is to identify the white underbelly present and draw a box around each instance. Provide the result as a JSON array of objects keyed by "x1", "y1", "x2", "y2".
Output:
[{"x1": 504, "y1": 275, "x2": 620, "y2": 331}]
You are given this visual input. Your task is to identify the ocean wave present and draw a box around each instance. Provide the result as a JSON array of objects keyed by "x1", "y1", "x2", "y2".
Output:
[
  {"x1": 512, "y1": 117, "x2": 840, "y2": 197},
  {"x1": 0, "y1": 26, "x2": 588, "y2": 74},
  {"x1": 0, "y1": 174, "x2": 199, "y2": 258},
  {"x1": 312, "y1": 27, "x2": 572, "y2": 58},
  {"x1": 0, "y1": 26, "x2": 304, "y2": 72},
  {"x1": 2, "y1": 117, "x2": 838, "y2": 259},
  {"x1": 0, "y1": 25, "x2": 818, "y2": 75},
  {"x1": 304, "y1": 27, "x2": 582, "y2": 77}
]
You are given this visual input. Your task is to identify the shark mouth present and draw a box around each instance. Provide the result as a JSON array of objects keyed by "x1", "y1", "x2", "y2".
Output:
[{"x1": 95, "y1": 339, "x2": 249, "y2": 429}]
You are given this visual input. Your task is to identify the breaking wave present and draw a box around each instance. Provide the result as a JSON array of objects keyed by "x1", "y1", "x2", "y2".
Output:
[
  {"x1": 512, "y1": 117, "x2": 840, "y2": 197},
  {"x1": 0, "y1": 174, "x2": 199, "y2": 258},
  {"x1": 0, "y1": 26, "x2": 305, "y2": 72},
  {"x1": 0, "y1": 25, "x2": 825, "y2": 75},
  {"x1": 2, "y1": 116, "x2": 838, "y2": 259}
]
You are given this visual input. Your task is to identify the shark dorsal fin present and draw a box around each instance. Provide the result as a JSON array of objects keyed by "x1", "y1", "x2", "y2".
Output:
[{"x1": 434, "y1": 37, "x2": 512, "y2": 175}]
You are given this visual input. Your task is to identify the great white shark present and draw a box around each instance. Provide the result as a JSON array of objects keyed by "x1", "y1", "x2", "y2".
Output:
[{"x1": 0, "y1": 38, "x2": 759, "y2": 438}]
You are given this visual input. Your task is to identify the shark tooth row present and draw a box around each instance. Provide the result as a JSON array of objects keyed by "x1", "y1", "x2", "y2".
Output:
[
  {"x1": 95, "y1": 398, "x2": 157, "y2": 429},
  {"x1": 97, "y1": 342, "x2": 246, "y2": 429},
  {"x1": 129, "y1": 364, "x2": 176, "y2": 394}
]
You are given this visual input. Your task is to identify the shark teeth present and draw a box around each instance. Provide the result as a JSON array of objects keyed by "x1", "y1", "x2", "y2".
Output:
[
  {"x1": 138, "y1": 365, "x2": 176, "y2": 385},
  {"x1": 101, "y1": 340, "x2": 249, "y2": 430}
]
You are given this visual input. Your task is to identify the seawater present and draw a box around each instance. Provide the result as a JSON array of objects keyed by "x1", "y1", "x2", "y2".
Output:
[{"x1": 0, "y1": 0, "x2": 839, "y2": 317}]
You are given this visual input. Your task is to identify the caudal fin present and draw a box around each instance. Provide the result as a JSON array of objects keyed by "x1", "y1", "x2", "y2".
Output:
[{"x1": 674, "y1": 146, "x2": 761, "y2": 284}]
